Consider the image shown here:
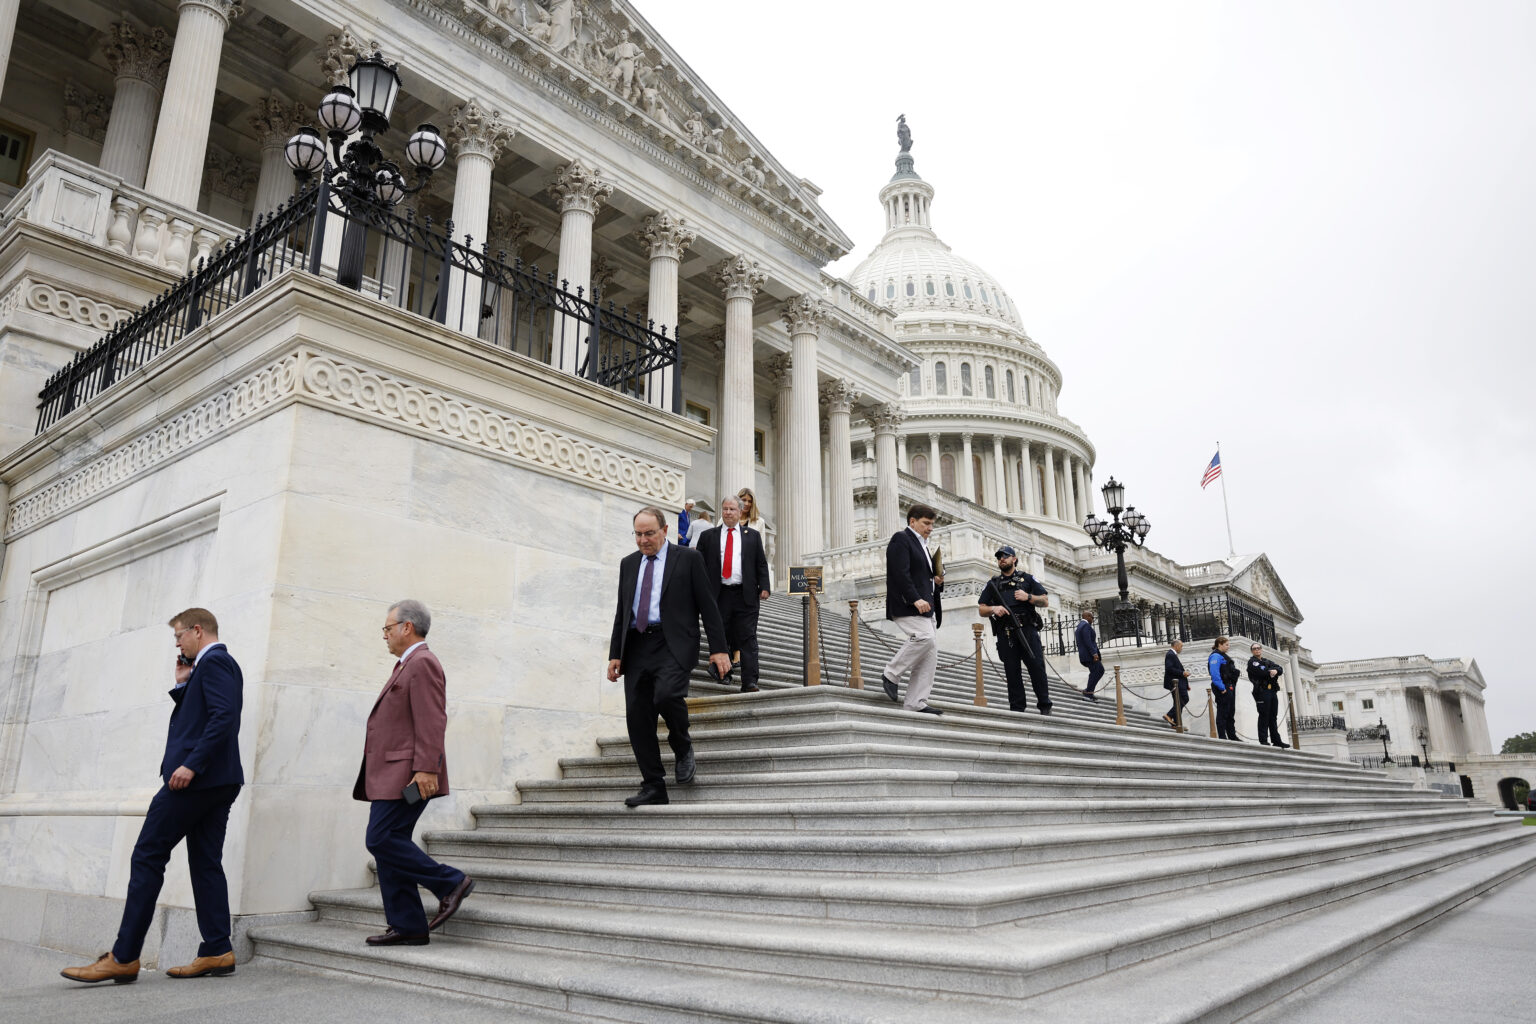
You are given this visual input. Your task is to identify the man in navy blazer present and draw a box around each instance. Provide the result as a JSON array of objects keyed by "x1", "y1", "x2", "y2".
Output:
[
  {"x1": 62, "y1": 608, "x2": 244, "y2": 985},
  {"x1": 1075, "y1": 609, "x2": 1104, "y2": 699},
  {"x1": 879, "y1": 503, "x2": 942, "y2": 714},
  {"x1": 607, "y1": 506, "x2": 731, "y2": 807}
]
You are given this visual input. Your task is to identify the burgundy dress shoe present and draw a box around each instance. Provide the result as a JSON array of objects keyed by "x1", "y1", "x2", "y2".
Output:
[
  {"x1": 428, "y1": 876, "x2": 476, "y2": 931},
  {"x1": 365, "y1": 928, "x2": 429, "y2": 946},
  {"x1": 60, "y1": 952, "x2": 139, "y2": 984}
]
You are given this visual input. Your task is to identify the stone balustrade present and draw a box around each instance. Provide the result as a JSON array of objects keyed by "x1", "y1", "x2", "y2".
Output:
[{"x1": 2, "y1": 150, "x2": 240, "y2": 277}]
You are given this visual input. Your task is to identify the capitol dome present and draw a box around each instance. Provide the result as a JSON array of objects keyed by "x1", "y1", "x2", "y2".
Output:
[{"x1": 846, "y1": 118, "x2": 1097, "y2": 546}]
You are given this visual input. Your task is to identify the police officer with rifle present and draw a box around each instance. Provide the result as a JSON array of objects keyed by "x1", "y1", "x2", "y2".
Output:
[{"x1": 977, "y1": 546, "x2": 1052, "y2": 715}]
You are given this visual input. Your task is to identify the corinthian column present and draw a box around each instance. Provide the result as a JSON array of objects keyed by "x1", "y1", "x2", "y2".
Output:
[
  {"x1": 1062, "y1": 452, "x2": 1078, "y2": 527},
  {"x1": 547, "y1": 159, "x2": 612, "y2": 374},
  {"x1": 447, "y1": 100, "x2": 514, "y2": 334},
  {"x1": 959, "y1": 433, "x2": 976, "y2": 501},
  {"x1": 1042, "y1": 444, "x2": 1059, "y2": 519},
  {"x1": 1019, "y1": 441, "x2": 1035, "y2": 515},
  {"x1": 99, "y1": 22, "x2": 172, "y2": 186},
  {"x1": 782, "y1": 295, "x2": 827, "y2": 563},
  {"x1": 640, "y1": 211, "x2": 695, "y2": 411},
  {"x1": 929, "y1": 433, "x2": 941, "y2": 486},
  {"x1": 144, "y1": 0, "x2": 243, "y2": 209},
  {"x1": 248, "y1": 92, "x2": 307, "y2": 220},
  {"x1": 869, "y1": 404, "x2": 904, "y2": 539},
  {"x1": 768, "y1": 354, "x2": 793, "y2": 583},
  {"x1": 715, "y1": 254, "x2": 765, "y2": 495},
  {"x1": 0, "y1": 0, "x2": 17, "y2": 106},
  {"x1": 821, "y1": 380, "x2": 860, "y2": 548},
  {"x1": 992, "y1": 435, "x2": 1008, "y2": 512}
]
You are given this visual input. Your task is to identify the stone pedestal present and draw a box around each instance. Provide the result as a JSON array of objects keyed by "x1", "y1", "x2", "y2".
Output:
[{"x1": 144, "y1": 0, "x2": 242, "y2": 210}]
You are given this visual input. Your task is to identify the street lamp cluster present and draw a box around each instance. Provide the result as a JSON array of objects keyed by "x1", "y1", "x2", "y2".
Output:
[{"x1": 1082, "y1": 476, "x2": 1152, "y2": 636}]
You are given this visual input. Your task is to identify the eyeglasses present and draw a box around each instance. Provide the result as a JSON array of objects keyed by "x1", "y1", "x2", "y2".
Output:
[
  {"x1": 382, "y1": 621, "x2": 407, "y2": 636},
  {"x1": 172, "y1": 627, "x2": 198, "y2": 641}
]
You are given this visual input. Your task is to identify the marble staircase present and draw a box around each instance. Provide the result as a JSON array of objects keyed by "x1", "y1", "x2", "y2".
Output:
[{"x1": 249, "y1": 597, "x2": 1536, "y2": 1023}]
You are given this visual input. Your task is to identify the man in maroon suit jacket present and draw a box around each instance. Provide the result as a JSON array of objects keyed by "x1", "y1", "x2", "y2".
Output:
[{"x1": 352, "y1": 599, "x2": 473, "y2": 946}]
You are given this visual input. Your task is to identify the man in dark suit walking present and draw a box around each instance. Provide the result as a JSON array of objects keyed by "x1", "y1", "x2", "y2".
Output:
[
  {"x1": 1163, "y1": 639, "x2": 1190, "y2": 730},
  {"x1": 62, "y1": 608, "x2": 244, "y2": 984},
  {"x1": 608, "y1": 506, "x2": 731, "y2": 807},
  {"x1": 353, "y1": 599, "x2": 474, "y2": 947},
  {"x1": 696, "y1": 495, "x2": 770, "y2": 693},
  {"x1": 1075, "y1": 609, "x2": 1104, "y2": 701},
  {"x1": 879, "y1": 503, "x2": 943, "y2": 714}
]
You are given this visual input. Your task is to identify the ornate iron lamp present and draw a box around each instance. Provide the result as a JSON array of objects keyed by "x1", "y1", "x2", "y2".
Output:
[
  {"x1": 283, "y1": 52, "x2": 447, "y2": 288},
  {"x1": 1082, "y1": 476, "x2": 1151, "y2": 638},
  {"x1": 1379, "y1": 716, "x2": 1393, "y2": 764}
]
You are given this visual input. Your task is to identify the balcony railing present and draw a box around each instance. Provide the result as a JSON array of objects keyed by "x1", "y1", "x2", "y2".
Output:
[
  {"x1": 1296, "y1": 714, "x2": 1347, "y2": 732},
  {"x1": 35, "y1": 180, "x2": 680, "y2": 433}
]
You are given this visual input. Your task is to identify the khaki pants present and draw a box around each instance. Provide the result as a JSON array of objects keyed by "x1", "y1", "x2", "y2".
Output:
[{"x1": 884, "y1": 615, "x2": 938, "y2": 710}]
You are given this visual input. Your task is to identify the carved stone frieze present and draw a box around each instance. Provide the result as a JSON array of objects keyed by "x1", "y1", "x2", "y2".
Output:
[
  {"x1": 2, "y1": 279, "x2": 134, "y2": 331},
  {"x1": 448, "y1": 99, "x2": 515, "y2": 162},
  {"x1": 780, "y1": 294, "x2": 827, "y2": 336},
  {"x1": 715, "y1": 254, "x2": 765, "y2": 301},
  {"x1": 547, "y1": 159, "x2": 612, "y2": 215},
  {"x1": 101, "y1": 22, "x2": 173, "y2": 89},
  {"x1": 639, "y1": 211, "x2": 695, "y2": 261},
  {"x1": 250, "y1": 92, "x2": 310, "y2": 148},
  {"x1": 8, "y1": 348, "x2": 684, "y2": 538}
]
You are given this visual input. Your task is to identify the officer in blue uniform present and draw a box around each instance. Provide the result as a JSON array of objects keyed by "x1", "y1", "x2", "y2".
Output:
[{"x1": 977, "y1": 546, "x2": 1052, "y2": 715}]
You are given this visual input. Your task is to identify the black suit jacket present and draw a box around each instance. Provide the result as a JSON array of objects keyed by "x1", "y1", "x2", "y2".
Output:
[
  {"x1": 696, "y1": 523, "x2": 770, "y2": 607},
  {"x1": 161, "y1": 644, "x2": 244, "y2": 789},
  {"x1": 1163, "y1": 649, "x2": 1189, "y2": 690},
  {"x1": 609, "y1": 543, "x2": 729, "y2": 672},
  {"x1": 885, "y1": 528, "x2": 935, "y2": 620}
]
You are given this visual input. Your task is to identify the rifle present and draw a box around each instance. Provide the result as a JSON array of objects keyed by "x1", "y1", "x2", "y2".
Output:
[{"x1": 981, "y1": 577, "x2": 1039, "y2": 646}]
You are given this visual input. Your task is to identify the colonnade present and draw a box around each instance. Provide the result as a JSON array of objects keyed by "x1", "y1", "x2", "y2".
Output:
[{"x1": 900, "y1": 432, "x2": 1093, "y2": 522}]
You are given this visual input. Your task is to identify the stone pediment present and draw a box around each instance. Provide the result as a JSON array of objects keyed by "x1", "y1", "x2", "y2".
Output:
[
  {"x1": 1232, "y1": 554, "x2": 1303, "y2": 621},
  {"x1": 428, "y1": 0, "x2": 852, "y2": 260}
]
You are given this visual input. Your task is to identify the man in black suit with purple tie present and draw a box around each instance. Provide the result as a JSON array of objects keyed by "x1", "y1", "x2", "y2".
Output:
[{"x1": 608, "y1": 506, "x2": 732, "y2": 807}]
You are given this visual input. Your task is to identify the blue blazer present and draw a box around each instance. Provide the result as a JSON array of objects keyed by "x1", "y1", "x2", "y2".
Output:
[
  {"x1": 160, "y1": 643, "x2": 244, "y2": 789},
  {"x1": 1074, "y1": 619, "x2": 1099, "y2": 664}
]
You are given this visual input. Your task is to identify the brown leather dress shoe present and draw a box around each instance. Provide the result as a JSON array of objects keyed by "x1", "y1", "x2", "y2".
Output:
[
  {"x1": 166, "y1": 952, "x2": 236, "y2": 978},
  {"x1": 61, "y1": 952, "x2": 140, "y2": 984},
  {"x1": 365, "y1": 928, "x2": 430, "y2": 946},
  {"x1": 427, "y1": 876, "x2": 476, "y2": 931}
]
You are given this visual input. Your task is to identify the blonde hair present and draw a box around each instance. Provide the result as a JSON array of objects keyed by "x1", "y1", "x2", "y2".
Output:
[{"x1": 736, "y1": 487, "x2": 760, "y2": 524}]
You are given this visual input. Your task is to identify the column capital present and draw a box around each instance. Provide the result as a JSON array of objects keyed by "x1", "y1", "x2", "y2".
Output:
[
  {"x1": 102, "y1": 22, "x2": 172, "y2": 89},
  {"x1": 319, "y1": 27, "x2": 376, "y2": 86},
  {"x1": 780, "y1": 293, "x2": 826, "y2": 336},
  {"x1": 202, "y1": 146, "x2": 256, "y2": 202},
  {"x1": 487, "y1": 205, "x2": 531, "y2": 257},
  {"x1": 61, "y1": 82, "x2": 110, "y2": 141},
  {"x1": 249, "y1": 91, "x2": 309, "y2": 150},
  {"x1": 547, "y1": 158, "x2": 612, "y2": 214},
  {"x1": 961, "y1": 432, "x2": 974, "y2": 443},
  {"x1": 715, "y1": 253, "x2": 766, "y2": 301},
  {"x1": 180, "y1": 0, "x2": 245, "y2": 28},
  {"x1": 640, "y1": 211, "x2": 696, "y2": 261},
  {"x1": 819, "y1": 379, "x2": 860, "y2": 414},
  {"x1": 928, "y1": 432, "x2": 941, "y2": 442},
  {"x1": 449, "y1": 100, "x2": 515, "y2": 162},
  {"x1": 866, "y1": 404, "x2": 905, "y2": 434},
  {"x1": 992, "y1": 433, "x2": 1005, "y2": 445},
  {"x1": 766, "y1": 352, "x2": 793, "y2": 389}
]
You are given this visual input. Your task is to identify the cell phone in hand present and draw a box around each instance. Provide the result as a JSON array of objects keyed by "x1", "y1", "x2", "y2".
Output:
[
  {"x1": 402, "y1": 781, "x2": 422, "y2": 805},
  {"x1": 176, "y1": 654, "x2": 194, "y2": 668}
]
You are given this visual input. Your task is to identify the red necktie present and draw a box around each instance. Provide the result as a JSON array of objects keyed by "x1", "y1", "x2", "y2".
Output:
[{"x1": 722, "y1": 527, "x2": 734, "y2": 580}]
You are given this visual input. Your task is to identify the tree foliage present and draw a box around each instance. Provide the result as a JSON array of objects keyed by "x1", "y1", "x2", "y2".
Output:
[{"x1": 1501, "y1": 731, "x2": 1536, "y2": 754}]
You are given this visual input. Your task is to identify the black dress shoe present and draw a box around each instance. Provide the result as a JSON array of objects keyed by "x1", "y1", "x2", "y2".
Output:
[
  {"x1": 882, "y1": 675, "x2": 900, "y2": 703},
  {"x1": 1082, "y1": 691, "x2": 1099, "y2": 702},
  {"x1": 916, "y1": 705, "x2": 944, "y2": 715},
  {"x1": 427, "y1": 876, "x2": 475, "y2": 931},
  {"x1": 740, "y1": 682, "x2": 760, "y2": 693},
  {"x1": 1039, "y1": 706, "x2": 1053, "y2": 715},
  {"x1": 366, "y1": 928, "x2": 429, "y2": 947},
  {"x1": 676, "y1": 749, "x2": 696, "y2": 785},
  {"x1": 1274, "y1": 742, "x2": 1291, "y2": 749},
  {"x1": 625, "y1": 786, "x2": 669, "y2": 807}
]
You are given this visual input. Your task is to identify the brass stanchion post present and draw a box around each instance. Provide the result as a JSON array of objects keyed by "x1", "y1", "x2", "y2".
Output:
[
  {"x1": 805, "y1": 590, "x2": 821, "y2": 686},
  {"x1": 1207, "y1": 689, "x2": 1217, "y2": 738},
  {"x1": 1114, "y1": 665, "x2": 1126, "y2": 726},
  {"x1": 848, "y1": 600, "x2": 864, "y2": 689},
  {"x1": 972, "y1": 623, "x2": 987, "y2": 707},
  {"x1": 1286, "y1": 688, "x2": 1301, "y2": 750}
]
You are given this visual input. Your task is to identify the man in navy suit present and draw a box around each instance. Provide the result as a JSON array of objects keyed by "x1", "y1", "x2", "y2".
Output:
[
  {"x1": 62, "y1": 608, "x2": 243, "y2": 985},
  {"x1": 1075, "y1": 609, "x2": 1104, "y2": 700},
  {"x1": 608, "y1": 506, "x2": 731, "y2": 806},
  {"x1": 1163, "y1": 639, "x2": 1190, "y2": 730},
  {"x1": 696, "y1": 495, "x2": 771, "y2": 692},
  {"x1": 879, "y1": 503, "x2": 943, "y2": 714}
]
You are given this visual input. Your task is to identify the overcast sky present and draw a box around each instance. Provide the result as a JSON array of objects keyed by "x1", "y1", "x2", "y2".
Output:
[{"x1": 640, "y1": 1, "x2": 1536, "y2": 748}]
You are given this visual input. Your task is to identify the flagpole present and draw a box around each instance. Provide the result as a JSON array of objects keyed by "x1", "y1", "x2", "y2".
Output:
[{"x1": 1218, "y1": 441, "x2": 1235, "y2": 557}]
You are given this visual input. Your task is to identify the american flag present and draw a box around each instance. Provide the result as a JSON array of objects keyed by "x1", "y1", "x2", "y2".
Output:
[{"x1": 1201, "y1": 451, "x2": 1222, "y2": 489}]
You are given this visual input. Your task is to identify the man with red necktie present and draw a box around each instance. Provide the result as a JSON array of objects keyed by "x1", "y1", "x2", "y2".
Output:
[
  {"x1": 696, "y1": 495, "x2": 771, "y2": 693},
  {"x1": 608, "y1": 507, "x2": 731, "y2": 807}
]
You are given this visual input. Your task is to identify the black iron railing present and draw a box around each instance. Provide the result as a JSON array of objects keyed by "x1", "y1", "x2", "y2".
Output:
[
  {"x1": 36, "y1": 180, "x2": 680, "y2": 432},
  {"x1": 1041, "y1": 592, "x2": 1279, "y2": 657}
]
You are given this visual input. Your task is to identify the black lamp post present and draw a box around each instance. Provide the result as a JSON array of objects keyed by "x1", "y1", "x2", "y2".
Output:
[
  {"x1": 1378, "y1": 716, "x2": 1393, "y2": 764},
  {"x1": 284, "y1": 53, "x2": 447, "y2": 289},
  {"x1": 1082, "y1": 476, "x2": 1151, "y2": 639}
]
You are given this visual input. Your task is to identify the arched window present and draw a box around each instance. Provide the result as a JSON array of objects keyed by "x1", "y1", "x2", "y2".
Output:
[
  {"x1": 960, "y1": 363, "x2": 973, "y2": 396},
  {"x1": 980, "y1": 286, "x2": 990, "y2": 304},
  {"x1": 935, "y1": 361, "x2": 948, "y2": 395},
  {"x1": 925, "y1": 279, "x2": 935, "y2": 296},
  {"x1": 911, "y1": 453, "x2": 929, "y2": 482},
  {"x1": 1022, "y1": 374, "x2": 1031, "y2": 406},
  {"x1": 984, "y1": 365, "x2": 996, "y2": 398},
  {"x1": 963, "y1": 283, "x2": 973, "y2": 299},
  {"x1": 908, "y1": 365, "x2": 921, "y2": 395},
  {"x1": 905, "y1": 280, "x2": 915, "y2": 297},
  {"x1": 1005, "y1": 369, "x2": 1016, "y2": 403},
  {"x1": 867, "y1": 286, "x2": 876, "y2": 302},
  {"x1": 945, "y1": 281, "x2": 955, "y2": 297},
  {"x1": 940, "y1": 453, "x2": 956, "y2": 492},
  {"x1": 886, "y1": 282, "x2": 895, "y2": 299}
]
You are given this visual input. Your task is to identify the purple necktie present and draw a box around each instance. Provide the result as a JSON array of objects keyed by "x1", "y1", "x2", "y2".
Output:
[{"x1": 636, "y1": 555, "x2": 657, "y2": 630}]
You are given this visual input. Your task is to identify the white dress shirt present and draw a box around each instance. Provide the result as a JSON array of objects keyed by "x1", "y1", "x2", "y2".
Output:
[
  {"x1": 906, "y1": 525, "x2": 933, "y2": 572},
  {"x1": 719, "y1": 524, "x2": 744, "y2": 584}
]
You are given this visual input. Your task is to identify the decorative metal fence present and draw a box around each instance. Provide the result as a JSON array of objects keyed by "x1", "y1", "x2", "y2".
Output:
[
  {"x1": 36, "y1": 180, "x2": 680, "y2": 432},
  {"x1": 1041, "y1": 592, "x2": 1279, "y2": 657}
]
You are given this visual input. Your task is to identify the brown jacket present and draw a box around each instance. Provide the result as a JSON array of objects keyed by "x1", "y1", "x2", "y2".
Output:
[{"x1": 352, "y1": 644, "x2": 450, "y2": 801}]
